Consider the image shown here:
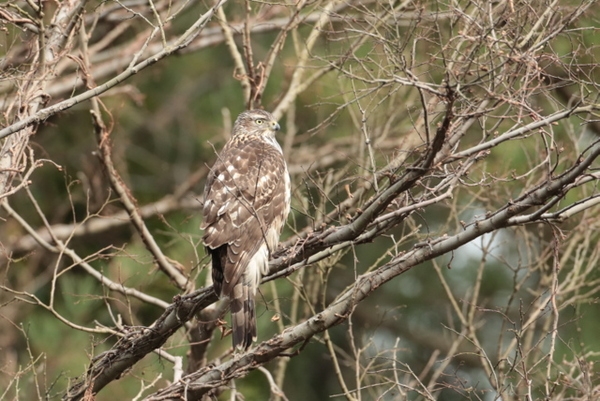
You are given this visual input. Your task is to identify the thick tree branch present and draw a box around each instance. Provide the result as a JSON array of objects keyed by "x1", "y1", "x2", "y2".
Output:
[
  {"x1": 143, "y1": 139, "x2": 600, "y2": 400},
  {"x1": 63, "y1": 125, "x2": 600, "y2": 398}
]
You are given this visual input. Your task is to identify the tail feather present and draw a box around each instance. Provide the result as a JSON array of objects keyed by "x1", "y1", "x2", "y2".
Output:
[{"x1": 230, "y1": 281, "x2": 256, "y2": 351}]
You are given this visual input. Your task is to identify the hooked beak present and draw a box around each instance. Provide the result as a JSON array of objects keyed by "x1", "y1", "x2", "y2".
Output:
[{"x1": 270, "y1": 120, "x2": 281, "y2": 131}]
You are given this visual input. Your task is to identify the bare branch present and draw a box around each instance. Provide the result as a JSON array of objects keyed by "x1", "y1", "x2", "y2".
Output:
[{"x1": 0, "y1": 0, "x2": 227, "y2": 141}]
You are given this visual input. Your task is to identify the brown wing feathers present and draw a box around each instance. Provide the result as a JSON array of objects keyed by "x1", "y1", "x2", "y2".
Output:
[{"x1": 201, "y1": 114, "x2": 289, "y2": 351}]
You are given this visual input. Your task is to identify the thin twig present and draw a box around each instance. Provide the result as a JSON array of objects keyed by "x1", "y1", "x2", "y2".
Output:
[{"x1": 0, "y1": 0, "x2": 228, "y2": 140}]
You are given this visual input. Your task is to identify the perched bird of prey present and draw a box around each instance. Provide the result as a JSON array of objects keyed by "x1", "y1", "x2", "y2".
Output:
[{"x1": 201, "y1": 109, "x2": 291, "y2": 350}]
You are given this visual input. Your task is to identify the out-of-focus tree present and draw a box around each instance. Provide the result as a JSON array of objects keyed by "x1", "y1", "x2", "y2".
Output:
[{"x1": 1, "y1": 0, "x2": 599, "y2": 400}]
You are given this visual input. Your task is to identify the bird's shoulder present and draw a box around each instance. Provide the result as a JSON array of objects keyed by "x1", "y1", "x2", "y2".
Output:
[
  {"x1": 202, "y1": 134, "x2": 287, "y2": 223},
  {"x1": 208, "y1": 134, "x2": 285, "y2": 183}
]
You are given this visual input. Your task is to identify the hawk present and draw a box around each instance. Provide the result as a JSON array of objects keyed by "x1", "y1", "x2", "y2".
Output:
[{"x1": 201, "y1": 109, "x2": 291, "y2": 351}]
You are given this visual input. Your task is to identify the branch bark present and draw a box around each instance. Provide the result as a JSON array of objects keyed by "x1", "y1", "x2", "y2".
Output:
[
  {"x1": 0, "y1": 0, "x2": 227, "y2": 141},
  {"x1": 143, "y1": 138, "x2": 600, "y2": 400}
]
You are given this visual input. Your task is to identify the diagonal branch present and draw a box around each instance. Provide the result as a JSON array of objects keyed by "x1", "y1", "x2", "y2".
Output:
[
  {"x1": 63, "y1": 123, "x2": 600, "y2": 399},
  {"x1": 63, "y1": 95, "x2": 455, "y2": 397},
  {"x1": 91, "y1": 110, "x2": 190, "y2": 291},
  {"x1": 6, "y1": 193, "x2": 201, "y2": 256},
  {"x1": 142, "y1": 138, "x2": 600, "y2": 400},
  {"x1": 0, "y1": 0, "x2": 227, "y2": 141},
  {"x1": 1, "y1": 201, "x2": 169, "y2": 309},
  {"x1": 62, "y1": 285, "x2": 216, "y2": 400}
]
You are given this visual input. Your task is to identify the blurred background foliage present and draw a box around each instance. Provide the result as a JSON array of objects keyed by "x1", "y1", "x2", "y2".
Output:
[{"x1": 1, "y1": 0, "x2": 600, "y2": 400}]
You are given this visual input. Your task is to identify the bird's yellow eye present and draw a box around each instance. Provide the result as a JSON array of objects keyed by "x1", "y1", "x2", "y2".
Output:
[{"x1": 255, "y1": 119, "x2": 264, "y2": 125}]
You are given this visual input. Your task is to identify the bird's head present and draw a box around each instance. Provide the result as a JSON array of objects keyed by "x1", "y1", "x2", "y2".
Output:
[{"x1": 233, "y1": 109, "x2": 280, "y2": 138}]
